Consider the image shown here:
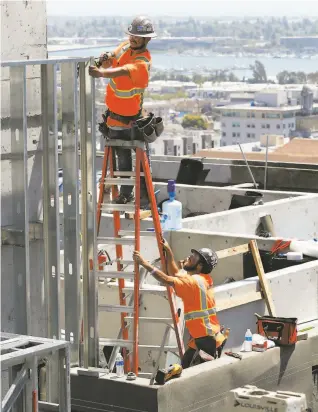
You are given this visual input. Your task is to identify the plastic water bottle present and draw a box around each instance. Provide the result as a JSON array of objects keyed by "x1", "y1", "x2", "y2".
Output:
[
  {"x1": 115, "y1": 353, "x2": 124, "y2": 377},
  {"x1": 161, "y1": 180, "x2": 182, "y2": 231},
  {"x1": 244, "y1": 329, "x2": 253, "y2": 352}
]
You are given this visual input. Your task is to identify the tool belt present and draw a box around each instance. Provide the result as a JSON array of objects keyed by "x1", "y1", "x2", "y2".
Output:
[
  {"x1": 256, "y1": 315, "x2": 297, "y2": 346},
  {"x1": 109, "y1": 110, "x2": 142, "y2": 125},
  {"x1": 98, "y1": 110, "x2": 164, "y2": 144}
]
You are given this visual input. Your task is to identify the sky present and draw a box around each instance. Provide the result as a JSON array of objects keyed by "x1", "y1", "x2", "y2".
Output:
[{"x1": 47, "y1": 0, "x2": 318, "y2": 18}]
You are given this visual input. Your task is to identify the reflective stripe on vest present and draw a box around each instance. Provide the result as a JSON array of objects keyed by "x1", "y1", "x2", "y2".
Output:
[
  {"x1": 109, "y1": 79, "x2": 145, "y2": 98},
  {"x1": 184, "y1": 307, "x2": 216, "y2": 321},
  {"x1": 184, "y1": 275, "x2": 216, "y2": 336},
  {"x1": 116, "y1": 44, "x2": 130, "y2": 60},
  {"x1": 135, "y1": 56, "x2": 151, "y2": 71}
]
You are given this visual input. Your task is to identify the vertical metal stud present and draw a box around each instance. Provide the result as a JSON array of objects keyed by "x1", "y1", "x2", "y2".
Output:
[
  {"x1": 41, "y1": 63, "x2": 60, "y2": 340},
  {"x1": 59, "y1": 346, "x2": 71, "y2": 411},
  {"x1": 61, "y1": 62, "x2": 81, "y2": 366},
  {"x1": 9, "y1": 66, "x2": 31, "y2": 335},
  {"x1": 41, "y1": 63, "x2": 60, "y2": 403},
  {"x1": 79, "y1": 60, "x2": 97, "y2": 367}
]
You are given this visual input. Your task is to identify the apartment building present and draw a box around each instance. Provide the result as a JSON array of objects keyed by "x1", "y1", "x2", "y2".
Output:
[{"x1": 219, "y1": 90, "x2": 299, "y2": 146}]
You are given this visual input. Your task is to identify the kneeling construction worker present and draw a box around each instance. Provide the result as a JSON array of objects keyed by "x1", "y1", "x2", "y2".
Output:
[
  {"x1": 89, "y1": 16, "x2": 157, "y2": 206},
  {"x1": 133, "y1": 242, "x2": 226, "y2": 368}
]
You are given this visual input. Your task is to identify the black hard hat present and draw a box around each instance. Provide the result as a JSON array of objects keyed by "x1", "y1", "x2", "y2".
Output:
[
  {"x1": 191, "y1": 248, "x2": 218, "y2": 274},
  {"x1": 126, "y1": 16, "x2": 157, "y2": 38}
]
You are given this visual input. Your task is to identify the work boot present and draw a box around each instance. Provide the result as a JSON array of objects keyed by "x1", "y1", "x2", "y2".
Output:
[{"x1": 112, "y1": 193, "x2": 134, "y2": 204}]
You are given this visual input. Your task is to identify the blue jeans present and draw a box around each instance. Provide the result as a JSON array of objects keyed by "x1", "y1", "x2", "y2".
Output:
[{"x1": 108, "y1": 128, "x2": 150, "y2": 199}]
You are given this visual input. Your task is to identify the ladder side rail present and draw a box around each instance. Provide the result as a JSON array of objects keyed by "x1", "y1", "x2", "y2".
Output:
[
  {"x1": 140, "y1": 152, "x2": 185, "y2": 359},
  {"x1": 132, "y1": 149, "x2": 142, "y2": 374}
]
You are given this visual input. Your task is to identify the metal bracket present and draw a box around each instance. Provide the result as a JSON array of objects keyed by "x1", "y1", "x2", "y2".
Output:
[{"x1": 1, "y1": 222, "x2": 43, "y2": 246}]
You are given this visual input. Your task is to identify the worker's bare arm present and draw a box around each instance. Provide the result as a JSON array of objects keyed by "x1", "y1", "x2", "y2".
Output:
[
  {"x1": 88, "y1": 66, "x2": 129, "y2": 78},
  {"x1": 133, "y1": 251, "x2": 175, "y2": 287},
  {"x1": 161, "y1": 240, "x2": 180, "y2": 276}
]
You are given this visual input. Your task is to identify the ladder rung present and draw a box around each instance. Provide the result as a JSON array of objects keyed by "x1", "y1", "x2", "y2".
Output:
[
  {"x1": 97, "y1": 236, "x2": 135, "y2": 245},
  {"x1": 113, "y1": 171, "x2": 144, "y2": 177},
  {"x1": 139, "y1": 345, "x2": 178, "y2": 352},
  {"x1": 99, "y1": 304, "x2": 134, "y2": 313},
  {"x1": 125, "y1": 316, "x2": 173, "y2": 324},
  {"x1": 122, "y1": 284, "x2": 166, "y2": 295},
  {"x1": 101, "y1": 203, "x2": 135, "y2": 213},
  {"x1": 95, "y1": 270, "x2": 135, "y2": 279},
  {"x1": 100, "y1": 259, "x2": 134, "y2": 266},
  {"x1": 105, "y1": 139, "x2": 145, "y2": 149},
  {"x1": 118, "y1": 230, "x2": 156, "y2": 237},
  {"x1": 99, "y1": 339, "x2": 178, "y2": 352},
  {"x1": 105, "y1": 178, "x2": 136, "y2": 185},
  {"x1": 100, "y1": 338, "x2": 133, "y2": 348}
]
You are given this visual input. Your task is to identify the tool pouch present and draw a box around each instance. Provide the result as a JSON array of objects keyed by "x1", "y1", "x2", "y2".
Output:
[
  {"x1": 134, "y1": 112, "x2": 164, "y2": 143},
  {"x1": 98, "y1": 111, "x2": 109, "y2": 138},
  {"x1": 256, "y1": 315, "x2": 297, "y2": 346}
]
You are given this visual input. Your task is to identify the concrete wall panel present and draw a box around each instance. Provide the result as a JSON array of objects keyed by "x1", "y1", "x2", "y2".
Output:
[
  {"x1": 151, "y1": 158, "x2": 318, "y2": 192},
  {"x1": 157, "y1": 338, "x2": 316, "y2": 412},
  {"x1": 170, "y1": 229, "x2": 283, "y2": 284},
  {"x1": 155, "y1": 182, "x2": 301, "y2": 217},
  {"x1": 182, "y1": 194, "x2": 318, "y2": 239}
]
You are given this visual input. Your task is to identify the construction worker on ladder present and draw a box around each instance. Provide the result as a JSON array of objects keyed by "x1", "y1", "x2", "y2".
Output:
[
  {"x1": 89, "y1": 16, "x2": 157, "y2": 206},
  {"x1": 133, "y1": 242, "x2": 226, "y2": 369}
]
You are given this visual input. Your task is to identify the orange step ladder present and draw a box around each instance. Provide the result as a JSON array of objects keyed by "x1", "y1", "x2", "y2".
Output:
[{"x1": 95, "y1": 138, "x2": 184, "y2": 377}]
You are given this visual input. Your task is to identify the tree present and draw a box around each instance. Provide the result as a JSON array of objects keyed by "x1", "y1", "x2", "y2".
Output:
[
  {"x1": 193, "y1": 74, "x2": 205, "y2": 85},
  {"x1": 228, "y1": 72, "x2": 240, "y2": 82},
  {"x1": 277, "y1": 70, "x2": 289, "y2": 84},
  {"x1": 182, "y1": 114, "x2": 208, "y2": 130},
  {"x1": 249, "y1": 60, "x2": 267, "y2": 83},
  {"x1": 277, "y1": 70, "x2": 308, "y2": 84},
  {"x1": 308, "y1": 72, "x2": 318, "y2": 83}
]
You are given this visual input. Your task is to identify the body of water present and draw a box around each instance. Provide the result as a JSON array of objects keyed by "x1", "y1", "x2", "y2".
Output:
[{"x1": 49, "y1": 46, "x2": 317, "y2": 78}]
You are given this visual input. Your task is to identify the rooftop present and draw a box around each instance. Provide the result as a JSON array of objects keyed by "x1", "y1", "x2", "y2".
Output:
[
  {"x1": 195, "y1": 138, "x2": 318, "y2": 164},
  {"x1": 218, "y1": 103, "x2": 302, "y2": 111}
]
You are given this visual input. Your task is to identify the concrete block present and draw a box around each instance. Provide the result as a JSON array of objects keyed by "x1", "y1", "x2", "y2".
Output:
[{"x1": 1, "y1": 1, "x2": 47, "y2": 58}]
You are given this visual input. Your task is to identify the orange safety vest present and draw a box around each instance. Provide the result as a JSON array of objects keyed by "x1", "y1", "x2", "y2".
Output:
[
  {"x1": 105, "y1": 41, "x2": 151, "y2": 118},
  {"x1": 181, "y1": 274, "x2": 224, "y2": 348}
]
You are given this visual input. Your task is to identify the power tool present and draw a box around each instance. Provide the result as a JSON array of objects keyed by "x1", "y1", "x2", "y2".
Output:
[
  {"x1": 155, "y1": 364, "x2": 182, "y2": 385},
  {"x1": 94, "y1": 52, "x2": 115, "y2": 68}
]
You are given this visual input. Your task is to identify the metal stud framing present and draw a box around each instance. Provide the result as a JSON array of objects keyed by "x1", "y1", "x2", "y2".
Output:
[
  {"x1": 61, "y1": 62, "x2": 81, "y2": 366},
  {"x1": 79, "y1": 60, "x2": 98, "y2": 368},
  {"x1": 1, "y1": 333, "x2": 70, "y2": 412},
  {"x1": 9, "y1": 66, "x2": 31, "y2": 335},
  {"x1": 2, "y1": 56, "x2": 97, "y2": 379},
  {"x1": 41, "y1": 63, "x2": 61, "y2": 340}
]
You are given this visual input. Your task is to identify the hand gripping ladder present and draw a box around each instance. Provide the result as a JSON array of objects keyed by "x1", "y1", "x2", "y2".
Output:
[{"x1": 95, "y1": 138, "x2": 184, "y2": 376}]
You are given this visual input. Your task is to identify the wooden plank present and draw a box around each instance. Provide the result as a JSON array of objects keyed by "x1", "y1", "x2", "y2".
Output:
[
  {"x1": 249, "y1": 240, "x2": 276, "y2": 317},
  {"x1": 216, "y1": 243, "x2": 249, "y2": 259},
  {"x1": 125, "y1": 210, "x2": 152, "y2": 220}
]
